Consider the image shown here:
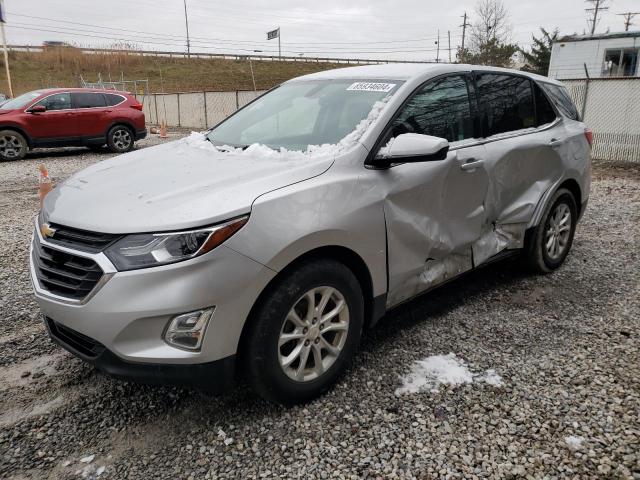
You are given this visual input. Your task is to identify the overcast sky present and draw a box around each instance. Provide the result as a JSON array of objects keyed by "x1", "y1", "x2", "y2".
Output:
[{"x1": 4, "y1": 0, "x2": 639, "y2": 61}]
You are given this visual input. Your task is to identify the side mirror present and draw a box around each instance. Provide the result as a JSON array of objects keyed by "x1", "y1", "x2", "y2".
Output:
[
  {"x1": 28, "y1": 105, "x2": 46, "y2": 113},
  {"x1": 370, "y1": 133, "x2": 449, "y2": 168}
]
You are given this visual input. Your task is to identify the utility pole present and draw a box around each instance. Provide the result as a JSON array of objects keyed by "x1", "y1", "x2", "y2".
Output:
[
  {"x1": 183, "y1": 0, "x2": 191, "y2": 58},
  {"x1": 460, "y1": 12, "x2": 470, "y2": 50},
  {"x1": 585, "y1": 0, "x2": 609, "y2": 35},
  {"x1": 618, "y1": 12, "x2": 639, "y2": 31},
  {"x1": 0, "y1": 0, "x2": 12, "y2": 97},
  {"x1": 278, "y1": 27, "x2": 281, "y2": 59},
  {"x1": 448, "y1": 31, "x2": 451, "y2": 63},
  {"x1": 435, "y1": 29, "x2": 440, "y2": 63}
]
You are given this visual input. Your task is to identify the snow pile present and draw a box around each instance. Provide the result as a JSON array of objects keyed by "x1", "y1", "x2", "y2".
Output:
[
  {"x1": 179, "y1": 98, "x2": 389, "y2": 159},
  {"x1": 395, "y1": 353, "x2": 503, "y2": 395},
  {"x1": 564, "y1": 435, "x2": 585, "y2": 451}
]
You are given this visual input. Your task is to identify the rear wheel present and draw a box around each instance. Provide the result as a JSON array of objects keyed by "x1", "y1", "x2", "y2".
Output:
[
  {"x1": 107, "y1": 125, "x2": 134, "y2": 153},
  {"x1": 0, "y1": 130, "x2": 27, "y2": 161},
  {"x1": 525, "y1": 188, "x2": 577, "y2": 272},
  {"x1": 244, "y1": 259, "x2": 364, "y2": 405}
]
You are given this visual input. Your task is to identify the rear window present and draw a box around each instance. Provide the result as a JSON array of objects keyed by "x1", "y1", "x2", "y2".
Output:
[
  {"x1": 539, "y1": 83, "x2": 580, "y2": 121},
  {"x1": 104, "y1": 93, "x2": 126, "y2": 106},
  {"x1": 72, "y1": 92, "x2": 106, "y2": 109},
  {"x1": 476, "y1": 73, "x2": 536, "y2": 136}
]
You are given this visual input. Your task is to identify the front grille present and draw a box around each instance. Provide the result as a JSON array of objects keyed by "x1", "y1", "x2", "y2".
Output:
[
  {"x1": 32, "y1": 236, "x2": 104, "y2": 300},
  {"x1": 45, "y1": 317, "x2": 104, "y2": 358},
  {"x1": 45, "y1": 223, "x2": 121, "y2": 253}
]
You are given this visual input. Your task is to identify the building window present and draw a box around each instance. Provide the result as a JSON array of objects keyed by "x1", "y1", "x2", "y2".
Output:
[{"x1": 603, "y1": 49, "x2": 639, "y2": 77}]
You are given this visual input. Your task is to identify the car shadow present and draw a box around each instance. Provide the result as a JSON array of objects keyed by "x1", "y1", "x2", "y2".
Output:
[{"x1": 361, "y1": 255, "x2": 532, "y2": 350}]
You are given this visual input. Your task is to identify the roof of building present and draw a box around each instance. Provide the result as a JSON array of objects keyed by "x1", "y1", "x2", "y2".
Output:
[{"x1": 556, "y1": 31, "x2": 640, "y2": 43}]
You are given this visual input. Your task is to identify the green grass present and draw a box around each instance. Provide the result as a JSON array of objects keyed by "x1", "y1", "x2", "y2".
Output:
[{"x1": 0, "y1": 48, "x2": 353, "y2": 95}]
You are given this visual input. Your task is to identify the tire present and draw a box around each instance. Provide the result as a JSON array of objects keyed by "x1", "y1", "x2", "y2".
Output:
[
  {"x1": 244, "y1": 259, "x2": 364, "y2": 405},
  {"x1": 525, "y1": 188, "x2": 578, "y2": 273},
  {"x1": 0, "y1": 129, "x2": 27, "y2": 161},
  {"x1": 106, "y1": 125, "x2": 134, "y2": 153}
]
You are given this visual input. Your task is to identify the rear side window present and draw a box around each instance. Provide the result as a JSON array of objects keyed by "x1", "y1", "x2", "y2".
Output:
[
  {"x1": 476, "y1": 73, "x2": 535, "y2": 136},
  {"x1": 104, "y1": 94, "x2": 125, "y2": 106},
  {"x1": 72, "y1": 92, "x2": 106, "y2": 109},
  {"x1": 35, "y1": 93, "x2": 72, "y2": 111},
  {"x1": 388, "y1": 75, "x2": 474, "y2": 143},
  {"x1": 534, "y1": 83, "x2": 557, "y2": 126},
  {"x1": 539, "y1": 83, "x2": 580, "y2": 121}
]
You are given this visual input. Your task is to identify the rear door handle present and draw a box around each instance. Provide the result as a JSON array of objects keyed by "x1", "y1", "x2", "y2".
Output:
[
  {"x1": 460, "y1": 159, "x2": 484, "y2": 171},
  {"x1": 549, "y1": 138, "x2": 564, "y2": 147}
]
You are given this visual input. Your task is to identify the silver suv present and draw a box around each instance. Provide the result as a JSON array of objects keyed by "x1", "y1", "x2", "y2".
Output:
[{"x1": 30, "y1": 64, "x2": 591, "y2": 404}]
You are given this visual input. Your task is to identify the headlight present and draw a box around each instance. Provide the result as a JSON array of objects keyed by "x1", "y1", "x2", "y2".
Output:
[{"x1": 105, "y1": 216, "x2": 248, "y2": 271}]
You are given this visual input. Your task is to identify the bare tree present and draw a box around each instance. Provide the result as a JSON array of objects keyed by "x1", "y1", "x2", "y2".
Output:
[{"x1": 470, "y1": 0, "x2": 512, "y2": 50}]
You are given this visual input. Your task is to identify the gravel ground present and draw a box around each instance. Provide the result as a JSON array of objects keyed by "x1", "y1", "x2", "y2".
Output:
[{"x1": 0, "y1": 138, "x2": 638, "y2": 479}]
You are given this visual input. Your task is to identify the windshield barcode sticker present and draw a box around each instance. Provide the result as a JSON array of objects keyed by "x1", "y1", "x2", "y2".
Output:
[{"x1": 347, "y1": 82, "x2": 396, "y2": 92}]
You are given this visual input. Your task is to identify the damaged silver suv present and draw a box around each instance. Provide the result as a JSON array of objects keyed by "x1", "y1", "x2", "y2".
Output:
[{"x1": 30, "y1": 64, "x2": 591, "y2": 404}]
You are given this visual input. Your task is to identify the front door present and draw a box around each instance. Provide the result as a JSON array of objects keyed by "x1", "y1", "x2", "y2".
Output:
[
  {"x1": 373, "y1": 74, "x2": 491, "y2": 307},
  {"x1": 27, "y1": 92, "x2": 77, "y2": 141}
]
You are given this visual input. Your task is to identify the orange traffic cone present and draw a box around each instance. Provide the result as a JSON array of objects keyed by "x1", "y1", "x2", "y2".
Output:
[
  {"x1": 159, "y1": 120, "x2": 168, "y2": 139},
  {"x1": 38, "y1": 164, "x2": 52, "y2": 208}
]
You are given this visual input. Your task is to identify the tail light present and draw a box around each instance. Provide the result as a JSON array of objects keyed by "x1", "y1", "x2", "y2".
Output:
[
  {"x1": 584, "y1": 128, "x2": 593, "y2": 147},
  {"x1": 130, "y1": 103, "x2": 143, "y2": 111}
]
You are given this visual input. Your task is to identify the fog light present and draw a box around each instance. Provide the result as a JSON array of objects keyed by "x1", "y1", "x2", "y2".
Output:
[{"x1": 164, "y1": 308, "x2": 214, "y2": 351}]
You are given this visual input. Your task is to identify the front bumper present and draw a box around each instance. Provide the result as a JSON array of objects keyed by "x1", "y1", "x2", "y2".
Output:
[
  {"x1": 44, "y1": 316, "x2": 236, "y2": 390},
  {"x1": 29, "y1": 220, "x2": 277, "y2": 371}
]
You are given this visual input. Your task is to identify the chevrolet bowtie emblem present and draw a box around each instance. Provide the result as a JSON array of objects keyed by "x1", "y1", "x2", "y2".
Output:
[{"x1": 40, "y1": 223, "x2": 56, "y2": 239}]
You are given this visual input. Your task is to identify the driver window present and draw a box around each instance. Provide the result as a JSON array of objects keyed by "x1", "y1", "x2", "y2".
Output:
[
  {"x1": 389, "y1": 75, "x2": 474, "y2": 143},
  {"x1": 35, "y1": 93, "x2": 71, "y2": 111}
]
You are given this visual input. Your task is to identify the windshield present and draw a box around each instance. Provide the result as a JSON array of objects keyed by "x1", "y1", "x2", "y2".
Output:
[
  {"x1": 207, "y1": 80, "x2": 402, "y2": 151},
  {"x1": 0, "y1": 91, "x2": 44, "y2": 110}
]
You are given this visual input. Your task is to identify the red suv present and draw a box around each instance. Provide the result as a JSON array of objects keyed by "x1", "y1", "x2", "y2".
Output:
[{"x1": 0, "y1": 88, "x2": 146, "y2": 161}]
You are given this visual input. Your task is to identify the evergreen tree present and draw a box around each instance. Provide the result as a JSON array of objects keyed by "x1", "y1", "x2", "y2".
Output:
[{"x1": 520, "y1": 28, "x2": 559, "y2": 76}]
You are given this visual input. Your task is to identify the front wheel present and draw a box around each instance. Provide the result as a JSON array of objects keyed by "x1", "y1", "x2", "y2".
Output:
[
  {"x1": 106, "y1": 125, "x2": 134, "y2": 153},
  {"x1": 525, "y1": 188, "x2": 577, "y2": 272},
  {"x1": 0, "y1": 130, "x2": 27, "y2": 161},
  {"x1": 243, "y1": 259, "x2": 364, "y2": 405}
]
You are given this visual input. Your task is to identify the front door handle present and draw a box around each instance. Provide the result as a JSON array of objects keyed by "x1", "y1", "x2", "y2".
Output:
[{"x1": 460, "y1": 159, "x2": 484, "y2": 171}]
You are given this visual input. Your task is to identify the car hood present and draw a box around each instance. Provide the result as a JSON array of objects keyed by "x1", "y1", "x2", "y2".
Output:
[{"x1": 43, "y1": 138, "x2": 334, "y2": 234}]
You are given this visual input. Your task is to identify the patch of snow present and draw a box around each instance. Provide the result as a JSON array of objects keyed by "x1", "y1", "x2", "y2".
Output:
[
  {"x1": 79, "y1": 455, "x2": 95, "y2": 463},
  {"x1": 179, "y1": 97, "x2": 390, "y2": 160},
  {"x1": 395, "y1": 353, "x2": 504, "y2": 395},
  {"x1": 565, "y1": 435, "x2": 585, "y2": 451},
  {"x1": 478, "y1": 369, "x2": 504, "y2": 387},
  {"x1": 395, "y1": 353, "x2": 474, "y2": 395},
  {"x1": 96, "y1": 466, "x2": 106, "y2": 476}
]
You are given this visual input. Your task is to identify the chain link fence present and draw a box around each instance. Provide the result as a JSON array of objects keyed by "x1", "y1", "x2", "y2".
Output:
[{"x1": 561, "y1": 77, "x2": 640, "y2": 162}]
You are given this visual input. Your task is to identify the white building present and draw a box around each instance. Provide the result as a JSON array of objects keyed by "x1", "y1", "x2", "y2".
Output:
[{"x1": 548, "y1": 31, "x2": 640, "y2": 80}]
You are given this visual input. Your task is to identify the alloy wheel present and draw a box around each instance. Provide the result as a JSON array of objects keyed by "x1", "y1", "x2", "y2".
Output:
[
  {"x1": 278, "y1": 286, "x2": 350, "y2": 382},
  {"x1": 544, "y1": 203, "x2": 572, "y2": 260},
  {"x1": 0, "y1": 134, "x2": 23, "y2": 159},
  {"x1": 112, "y1": 128, "x2": 132, "y2": 150}
]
